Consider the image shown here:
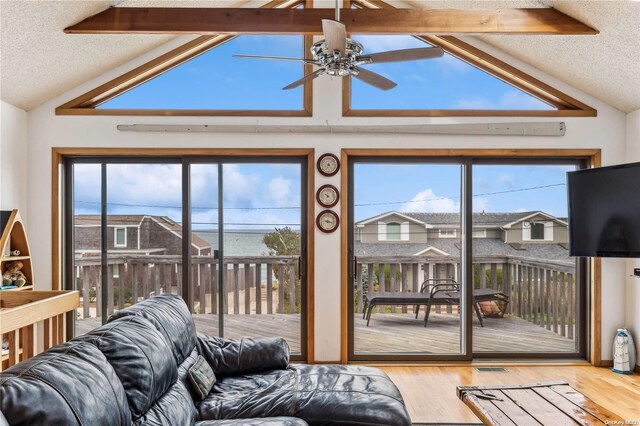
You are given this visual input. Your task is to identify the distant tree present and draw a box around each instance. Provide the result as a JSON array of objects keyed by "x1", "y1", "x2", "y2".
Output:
[
  {"x1": 262, "y1": 227, "x2": 300, "y2": 256},
  {"x1": 262, "y1": 227, "x2": 301, "y2": 313}
]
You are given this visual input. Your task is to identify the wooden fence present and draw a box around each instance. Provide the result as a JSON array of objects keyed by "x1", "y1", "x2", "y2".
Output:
[{"x1": 354, "y1": 255, "x2": 577, "y2": 340}]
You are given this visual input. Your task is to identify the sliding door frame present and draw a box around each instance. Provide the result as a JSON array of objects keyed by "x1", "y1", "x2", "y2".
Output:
[
  {"x1": 53, "y1": 148, "x2": 315, "y2": 362},
  {"x1": 340, "y1": 149, "x2": 601, "y2": 365}
]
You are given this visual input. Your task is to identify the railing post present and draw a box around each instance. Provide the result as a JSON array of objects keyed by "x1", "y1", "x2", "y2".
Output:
[
  {"x1": 288, "y1": 264, "x2": 296, "y2": 314},
  {"x1": 255, "y1": 264, "x2": 262, "y2": 315},
  {"x1": 233, "y1": 264, "x2": 240, "y2": 315},
  {"x1": 389, "y1": 263, "x2": 397, "y2": 313},
  {"x1": 568, "y1": 273, "x2": 574, "y2": 340},
  {"x1": 266, "y1": 264, "x2": 273, "y2": 315},
  {"x1": 82, "y1": 266, "x2": 90, "y2": 319},
  {"x1": 211, "y1": 261, "x2": 218, "y2": 315},
  {"x1": 355, "y1": 262, "x2": 363, "y2": 314},
  {"x1": 560, "y1": 272, "x2": 566, "y2": 337},
  {"x1": 278, "y1": 265, "x2": 285, "y2": 314},
  {"x1": 244, "y1": 263, "x2": 252, "y2": 315},
  {"x1": 401, "y1": 264, "x2": 408, "y2": 313}
]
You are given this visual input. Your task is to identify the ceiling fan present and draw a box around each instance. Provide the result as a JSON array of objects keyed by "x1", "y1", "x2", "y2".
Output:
[{"x1": 232, "y1": 2, "x2": 444, "y2": 91}]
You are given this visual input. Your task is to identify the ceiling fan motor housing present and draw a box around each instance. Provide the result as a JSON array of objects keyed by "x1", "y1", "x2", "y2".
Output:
[{"x1": 311, "y1": 39, "x2": 366, "y2": 76}]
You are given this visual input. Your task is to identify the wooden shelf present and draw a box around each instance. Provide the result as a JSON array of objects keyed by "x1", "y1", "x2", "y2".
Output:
[
  {"x1": 1, "y1": 256, "x2": 30, "y2": 261},
  {"x1": 1, "y1": 285, "x2": 33, "y2": 292},
  {"x1": 0, "y1": 210, "x2": 34, "y2": 289}
]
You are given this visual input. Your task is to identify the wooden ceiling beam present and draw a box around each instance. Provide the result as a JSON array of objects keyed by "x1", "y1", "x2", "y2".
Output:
[{"x1": 65, "y1": 7, "x2": 598, "y2": 35}]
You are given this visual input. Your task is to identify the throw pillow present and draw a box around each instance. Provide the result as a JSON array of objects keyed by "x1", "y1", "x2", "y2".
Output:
[{"x1": 188, "y1": 355, "x2": 216, "y2": 400}]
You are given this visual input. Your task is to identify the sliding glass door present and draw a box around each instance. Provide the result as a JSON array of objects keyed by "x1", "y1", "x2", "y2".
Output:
[
  {"x1": 65, "y1": 155, "x2": 307, "y2": 360},
  {"x1": 349, "y1": 159, "x2": 468, "y2": 360},
  {"x1": 347, "y1": 156, "x2": 586, "y2": 361}
]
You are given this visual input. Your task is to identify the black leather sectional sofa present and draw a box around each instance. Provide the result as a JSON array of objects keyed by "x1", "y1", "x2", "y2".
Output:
[{"x1": 0, "y1": 294, "x2": 411, "y2": 425}]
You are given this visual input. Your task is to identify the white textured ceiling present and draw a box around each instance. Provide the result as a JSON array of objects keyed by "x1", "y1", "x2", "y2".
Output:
[{"x1": 1, "y1": 0, "x2": 639, "y2": 112}]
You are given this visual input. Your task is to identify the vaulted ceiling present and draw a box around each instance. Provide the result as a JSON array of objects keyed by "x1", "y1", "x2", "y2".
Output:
[{"x1": 1, "y1": 0, "x2": 638, "y2": 113}]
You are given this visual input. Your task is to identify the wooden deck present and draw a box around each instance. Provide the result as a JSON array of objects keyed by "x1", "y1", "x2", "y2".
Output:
[{"x1": 76, "y1": 312, "x2": 575, "y2": 355}]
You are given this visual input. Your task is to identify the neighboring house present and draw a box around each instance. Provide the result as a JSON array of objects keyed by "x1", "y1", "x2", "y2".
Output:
[
  {"x1": 355, "y1": 211, "x2": 570, "y2": 262},
  {"x1": 74, "y1": 215, "x2": 211, "y2": 257}
]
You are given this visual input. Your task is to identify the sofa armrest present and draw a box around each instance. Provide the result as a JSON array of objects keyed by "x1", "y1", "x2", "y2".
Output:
[{"x1": 197, "y1": 333, "x2": 290, "y2": 377}]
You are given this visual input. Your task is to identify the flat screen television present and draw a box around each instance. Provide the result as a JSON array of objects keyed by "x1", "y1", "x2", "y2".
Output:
[{"x1": 567, "y1": 162, "x2": 640, "y2": 258}]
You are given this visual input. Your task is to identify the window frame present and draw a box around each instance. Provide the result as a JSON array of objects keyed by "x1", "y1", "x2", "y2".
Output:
[
  {"x1": 56, "y1": 148, "x2": 315, "y2": 363},
  {"x1": 386, "y1": 222, "x2": 401, "y2": 241},
  {"x1": 343, "y1": 1, "x2": 596, "y2": 118},
  {"x1": 113, "y1": 227, "x2": 127, "y2": 248},
  {"x1": 343, "y1": 149, "x2": 596, "y2": 364}
]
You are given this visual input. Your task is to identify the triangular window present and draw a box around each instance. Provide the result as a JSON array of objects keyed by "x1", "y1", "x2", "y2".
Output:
[
  {"x1": 349, "y1": 35, "x2": 552, "y2": 111},
  {"x1": 99, "y1": 35, "x2": 305, "y2": 111}
]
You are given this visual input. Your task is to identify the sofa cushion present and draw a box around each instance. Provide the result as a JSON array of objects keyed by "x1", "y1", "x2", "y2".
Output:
[
  {"x1": 196, "y1": 418, "x2": 308, "y2": 426},
  {"x1": 197, "y1": 365, "x2": 411, "y2": 426},
  {"x1": 197, "y1": 334, "x2": 290, "y2": 377},
  {"x1": 79, "y1": 315, "x2": 178, "y2": 420},
  {"x1": 108, "y1": 293, "x2": 197, "y2": 365},
  {"x1": 0, "y1": 340, "x2": 131, "y2": 426}
]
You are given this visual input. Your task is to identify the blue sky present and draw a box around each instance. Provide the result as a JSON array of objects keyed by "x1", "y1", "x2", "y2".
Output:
[
  {"x1": 74, "y1": 162, "x2": 576, "y2": 232},
  {"x1": 73, "y1": 163, "x2": 302, "y2": 231},
  {"x1": 354, "y1": 163, "x2": 576, "y2": 222},
  {"x1": 100, "y1": 34, "x2": 552, "y2": 111}
]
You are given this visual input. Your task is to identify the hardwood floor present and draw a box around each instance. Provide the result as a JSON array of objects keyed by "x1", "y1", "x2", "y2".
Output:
[{"x1": 377, "y1": 365, "x2": 640, "y2": 424}]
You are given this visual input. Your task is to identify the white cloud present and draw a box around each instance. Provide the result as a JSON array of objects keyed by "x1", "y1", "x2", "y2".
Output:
[
  {"x1": 454, "y1": 97, "x2": 496, "y2": 109},
  {"x1": 498, "y1": 173, "x2": 516, "y2": 188},
  {"x1": 516, "y1": 207, "x2": 528, "y2": 213},
  {"x1": 222, "y1": 164, "x2": 260, "y2": 206},
  {"x1": 268, "y1": 176, "x2": 293, "y2": 207},
  {"x1": 355, "y1": 35, "x2": 427, "y2": 53},
  {"x1": 401, "y1": 188, "x2": 460, "y2": 213},
  {"x1": 405, "y1": 73, "x2": 427, "y2": 83},
  {"x1": 434, "y1": 53, "x2": 471, "y2": 74},
  {"x1": 454, "y1": 90, "x2": 552, "y2": 110}
]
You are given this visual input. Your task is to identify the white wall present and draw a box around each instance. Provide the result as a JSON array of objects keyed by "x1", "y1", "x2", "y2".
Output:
[
  {"x1": 24, "y1": 35, "x2": 629, "y2": 362},
  {"x1": 1, "y1": 100, "x2": 29, "y2": 214},
  {"x1": 625, "y1": 109, "x2": 640, "y2": 368}
]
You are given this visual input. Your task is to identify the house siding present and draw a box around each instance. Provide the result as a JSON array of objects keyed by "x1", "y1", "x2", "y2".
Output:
[
  {"x1": 360, "y1": 217, "x2": 428, "y2": 243},
  {"x1": 75, "y1": 226, "x2": 138, "y2": 251}
]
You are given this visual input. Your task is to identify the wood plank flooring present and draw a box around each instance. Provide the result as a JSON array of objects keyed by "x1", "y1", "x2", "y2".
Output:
[
  {"x1": 379, "y1": 365, "x2": 640, "y2": 424},
  {"x1": 76, "y1": 312, "x2": 575, "y2": 355}
]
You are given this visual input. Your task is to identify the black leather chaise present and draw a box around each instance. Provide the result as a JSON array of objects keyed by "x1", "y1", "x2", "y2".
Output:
[{"x1": 0, "y1": 294, "x2": 411, "y2": 426}]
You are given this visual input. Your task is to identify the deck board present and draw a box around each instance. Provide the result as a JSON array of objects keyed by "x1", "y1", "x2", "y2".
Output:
[{"x1": 76, "y1": 312, "x2": 575, "y2": 354}]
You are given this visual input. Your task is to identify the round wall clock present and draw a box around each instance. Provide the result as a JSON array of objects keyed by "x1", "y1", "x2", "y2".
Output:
[
  {"x1": 316, "y1": 210, "x2": 340, "y2": 233},
  {"x1": 317, "y1": 153, "x2": 340, "y2": 177},
  {"x1": 316, "y1": 184, "x2": 340, "y2": 208}
]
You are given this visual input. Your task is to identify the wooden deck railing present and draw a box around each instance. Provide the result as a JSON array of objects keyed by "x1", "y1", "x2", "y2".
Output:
[
  {"x1": 74, "y1": 255, "x2": 300, "y2": 319},
  {"x1": 74, "y1": 253, "x2": 576, "y2": 341},
  {"x1": 354, "y1": 255, "x2": 577, "y2": 340}
]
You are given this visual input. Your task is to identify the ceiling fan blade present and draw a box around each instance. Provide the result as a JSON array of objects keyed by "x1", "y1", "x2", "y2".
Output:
[
  {"x1": 352, "y1": 67, "x2": 397, "y2": 91},
  {"x1": 282, "y1": 68, "x2": 325, "y2": 90},
  {"x1": 233, "y1": 54, "x2": 319, "y2": 65},
  {"x1": 359, "y1": 47, "x2": 445, "y2": 64},
  {"x1": 322, "y1": 19, "x2": 347, "y2": 55}
]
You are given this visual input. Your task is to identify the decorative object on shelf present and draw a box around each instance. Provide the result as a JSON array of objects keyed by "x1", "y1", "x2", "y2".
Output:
[
  {"x1": 612, "y1": 328, "x2": 636, "y2": 374},
  {"x1": 317, "y1": 153, "x2": 340, "y2": 177},
  {"x1": 316, "y1": 184, "x2": 340, "y2": 208},
  {"x1": 316, "y1": 210, "x2": 340, "y2": 233},
  {"x1": 0, "y1": 209, "x2": 34, "y2": 291},
  {"x1": 2, "y1": 260, "x2": 28, "y2": 287}
]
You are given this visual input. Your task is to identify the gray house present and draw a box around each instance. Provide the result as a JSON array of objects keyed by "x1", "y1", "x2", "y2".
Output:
[
  {"x1": 74, "y1": 215, "x2": 211, "y2": 257},
  {"x1": 355, "y1": 211, "x2": 570, "y2": 262}
]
